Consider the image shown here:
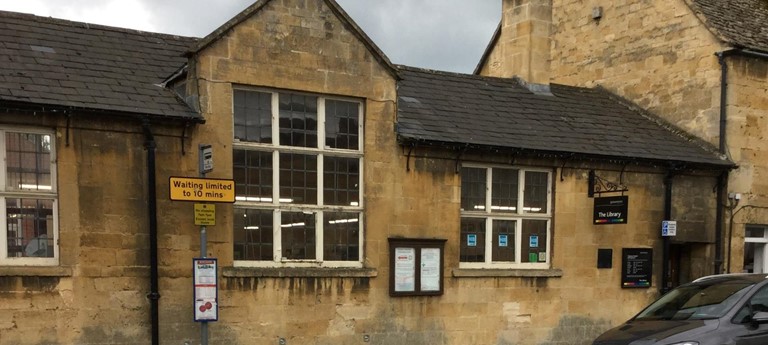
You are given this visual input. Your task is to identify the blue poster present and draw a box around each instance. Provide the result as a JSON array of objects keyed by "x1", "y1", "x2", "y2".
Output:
[
  {"x1": 529, "y1": 235, "x2": 539, "y2": 248},
  {"x1": 467, "y1": 234, "x2": 477, "y2": 247},
  {"x1": 499, "y1": 234, "x2": 508, "y2": 247}
]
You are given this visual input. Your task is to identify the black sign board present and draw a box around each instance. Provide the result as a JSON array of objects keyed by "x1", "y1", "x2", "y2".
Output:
[
  {"x1": 597, "y1": 248, "x2": 613, "y2": 269},
  {"x1": 594, "y1": 196, "x2": 628, "y2": 225},
  {"x1": 621, "y1": 248, "x2": 652, "y2": 288}
]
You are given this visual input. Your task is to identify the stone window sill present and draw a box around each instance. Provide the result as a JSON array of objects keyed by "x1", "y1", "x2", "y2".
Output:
[
  {"x1": 222, "y1": 266, "x2": 377, "y2": 278},
  {"x1": 0, "y1": 266, "x2": 73, "y2": 277},
  {"x1": 452, "y1": 268, "x2": 563, "y2": 278}
]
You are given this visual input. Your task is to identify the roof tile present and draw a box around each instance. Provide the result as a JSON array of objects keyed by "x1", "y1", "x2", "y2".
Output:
[
  {"x1": 688, "y1": 0, "x2": 768, "y2": 52},
  {"x1": 396, "y1": 66, "x2": 732, "y2": 168},
  {"x1": 0, "y1": 10, "x2": 200, "y2": 120}
]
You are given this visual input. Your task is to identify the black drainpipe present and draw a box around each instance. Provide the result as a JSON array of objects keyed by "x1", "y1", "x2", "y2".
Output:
[
  {"x1": 714, "y1": 51, "x2": 729, "y2": 275},
  {"x1": 143, "y1": 119, "x2": 161, "y2": 345},
  {"x1": 716, "y1": 49, "x2": 768, "y2": 274},
  {"x1": 661, "y1": 170, "x2": 674, "y2": 294}
]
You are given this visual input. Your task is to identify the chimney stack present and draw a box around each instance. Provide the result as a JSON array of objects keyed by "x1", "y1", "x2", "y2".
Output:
[{"x1": 483, "y1": 0, "x2": 552, "y2": 85}]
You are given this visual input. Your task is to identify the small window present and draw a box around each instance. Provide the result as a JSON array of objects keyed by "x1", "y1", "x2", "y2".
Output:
[
  {"x1": 0, "y1": 130, "x2": 58, "y2": 266},
  {"x1": 460, "y1": 166, "x2": 551, "y2": 268}
]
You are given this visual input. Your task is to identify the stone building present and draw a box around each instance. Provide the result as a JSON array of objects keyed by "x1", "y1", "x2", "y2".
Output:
[
  {"x1": 478, "y1": 0, "x2": 768, "y2": 287},
  {"x1": 0, "y1": 0, "x2": 743, "y2": 344}
]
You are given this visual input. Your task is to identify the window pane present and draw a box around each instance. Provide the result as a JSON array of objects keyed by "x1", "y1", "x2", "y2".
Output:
[
  {"x1": 461, "y1": 167, "x2": 486, "y2": 211},
  {"x1": 6, "y1": 132, "x2": 52, "y2": 191},
  {"x1": 280, "y1": 153, "x2": 317, "y2": 205},
  {"x1": 234, "y1": 90, "x2": 272, "y2": 144},
  {"x1": 524, "y1": 171, "x2": 548, "y2": 214},
  {"x1": 323, "y1": 211, "x2": 360, "y2": 261},
  {"x1": 233, "y1": 208, "x2": 273, "y2": 261},
  {"x1": 325, "y1": 100, "x2": 359, "y2": 150},
  {"x1": 522, "y1": 219, "x2": 548, "y2": 263},
  {"x1": 279, "y1": 93, "x2": 318, "y2": 148},
  {"x1": 746, "y1": 226, "x2": 765, "y2": 238},
  {"x1": 492, "y1": 168, "x2": 518, "y2": 213},
  {"x1": 233, "y1": 149, "x2": 273, "y2": 202},
  {"x1": 324, "y1": 156, "x2": 359, "y2": 206},
  {"x1": 492, "y1": 219, "x2": 516, "y2": 262},
  {"x1": 281, "y1": 211, "x2": 316, "y2": 260},
  {"x1": 6, "y1": 198, "x2": 54, "y2": 258},
  {"x1": 460, "y1": 217, "x2": 485, "y2": 262}
]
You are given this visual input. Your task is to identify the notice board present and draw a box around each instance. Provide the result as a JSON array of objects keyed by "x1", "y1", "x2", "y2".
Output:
[
  {"x1": 621, "y1": 248, "x2": 652, "y2": 288},
  {"x1": 388, "y1": 238, "x2": 446, "y2": 297}
]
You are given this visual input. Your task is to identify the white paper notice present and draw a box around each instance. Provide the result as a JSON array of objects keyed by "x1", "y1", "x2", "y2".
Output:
[
  {"x1": 420, "y1": 248, "x2": 440, "y2": 291},
  {"x1": 394, "y1": 247, "x2": 416, "y2": 292}
]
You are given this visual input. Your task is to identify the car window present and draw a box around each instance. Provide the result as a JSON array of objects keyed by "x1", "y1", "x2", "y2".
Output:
[
  {"x1": 635, "y1": 281, "x2": 754, "y2": 321},
  {"x1": 734, "y1": 285, "x2": 768, "y2": 324}
]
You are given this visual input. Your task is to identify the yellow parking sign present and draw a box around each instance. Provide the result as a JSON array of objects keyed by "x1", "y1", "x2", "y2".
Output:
[{"x1": 194, "y1": 204, "x2": 216, "y2": 226}]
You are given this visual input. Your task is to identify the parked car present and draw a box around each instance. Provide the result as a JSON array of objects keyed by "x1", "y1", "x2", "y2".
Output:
[{"x1": 593, "y1": 274, "x2": 768, "y2": 345}]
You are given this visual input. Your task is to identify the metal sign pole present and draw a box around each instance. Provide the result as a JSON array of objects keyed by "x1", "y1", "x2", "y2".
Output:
[{"x1": 199, "y1": 144, "x2": 212, "y2": 345}]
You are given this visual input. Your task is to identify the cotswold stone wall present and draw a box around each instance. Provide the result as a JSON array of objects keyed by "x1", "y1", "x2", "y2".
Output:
[
  {"x1": 0, "y1": 113, "x2": 197, "y2": 344},
  {"x1": 549, "y1": 0, "x2": 725, "y2": 143},
  {"x1": 0, "y1": 0, "x2": 728, "y2": 344},
  {"x1": 547, "y1": 0, "x2": 768, "y2": 273}
]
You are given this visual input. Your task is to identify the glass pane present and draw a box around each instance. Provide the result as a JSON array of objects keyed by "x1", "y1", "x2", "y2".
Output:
[
  {"x1": 744, "y1": 242, "x2": 756, "y2": 273},
  {"x1": 234, "y1": 90, "x2": 272, "y2": 143},
  {"x1": 323, "y1": 156, "x2": 359, "y2": 206},
  {"x1": 461, "y1": 167, "x2": 486, "y2": 212},
  {"x1": 522, "y1": 219, "x2": 548, "y2": 263},
  {"x1": 524, "y1": 171, "x2": 548, "y2": 214},
  {"x1": 233, "y1": 208, "x2": 273, "y2": 261},
  {"x1": 325, "y1": 100, "x2": 359, "y2": 150},
  {"x1": 6, "y1": 132, "x2": 52, "y2": 191},
  {"x1": 492, "y1": 168, "x2": 519, "y2": 213},
  {"x1": 492, "y1": 219, "x2": 516, "y2": 262},
  {"x1": 279, "y1": 93, "x2": 318, "y2": 148},
  {"x1": 460, "y1": 217, "x2": 485, "y2": 262},
  {"x1": 746, "y1": 226, "x2": 765, "y2": 238},
  {"x1": 323, "y1": 211, "x2": 360, "y2": 261},
  {"x1": 281, "y1": 211, "x2": 316, "y2": 260},
  {"x1": 233, "y1": 149, "x2": 273, "y2": 202},
  {"x1": 6, "y1": 198, "x2": 54, "y2": 258},
  {"x1": 279, "y1": 153, "x2": 317, "y2": 205}
]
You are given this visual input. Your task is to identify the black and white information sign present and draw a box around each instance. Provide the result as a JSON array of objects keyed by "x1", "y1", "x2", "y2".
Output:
[{"x1": 621, "y1": 248, "x2": 652, "y2": 288}]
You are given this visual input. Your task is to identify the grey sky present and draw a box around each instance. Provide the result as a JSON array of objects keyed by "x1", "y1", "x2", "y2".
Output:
[{"x1": 0, "y1": 0, "x2": 501, "y2": 73}]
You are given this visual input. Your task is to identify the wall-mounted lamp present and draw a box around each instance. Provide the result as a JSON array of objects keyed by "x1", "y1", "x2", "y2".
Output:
[{"x1": 728, "y1": 192, "x2": 742, "y2": 208}]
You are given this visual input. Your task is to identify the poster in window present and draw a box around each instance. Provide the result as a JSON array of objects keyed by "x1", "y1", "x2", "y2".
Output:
[
  {"x1": 467, "y1": 234, "x2": 477, "y2": 247},
  {"x1": 498, "y1": 234, "x2": 508, "y2": 247},
  {"x1": 394, "y1": 247, "x2": 416, "y2": 292},
  {"x1": 420, "y1": 248, "x2": 440, "y2": 291}
]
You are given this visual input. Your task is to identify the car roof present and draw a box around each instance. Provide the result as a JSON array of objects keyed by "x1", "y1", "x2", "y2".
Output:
[{"x1": 692, "y1": 273, "x2": 768, "y2": 285}]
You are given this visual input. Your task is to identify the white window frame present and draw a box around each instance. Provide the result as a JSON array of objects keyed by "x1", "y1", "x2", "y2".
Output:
[
  {"x1": 0, "y1": 127, "x2": 59, "y2": 266},
  {"x1": 233, "y1": 87, "x2": 364, "y2": 268},
  {"x1": 459, "y1": 164, "x2": 552, "y2": 269},
  {"x1": 745, "y1": 225, "x2": 768, "y2": 273}
]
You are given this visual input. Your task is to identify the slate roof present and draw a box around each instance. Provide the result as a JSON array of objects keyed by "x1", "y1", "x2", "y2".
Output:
[
  {"x1": 396, "y1": 66, "x2": 733, "y2": 169},
  {"x1": 0, "y1": 10, "x2": 201, "y2": 120},
  {"x1": 688, "y1": 0, "x2": 768, "y2": 52}
]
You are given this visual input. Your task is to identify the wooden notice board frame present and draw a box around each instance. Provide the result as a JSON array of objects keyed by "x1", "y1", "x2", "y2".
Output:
[{"x1": 388, "y1": 238, "x2": 446, "y2": 297}]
